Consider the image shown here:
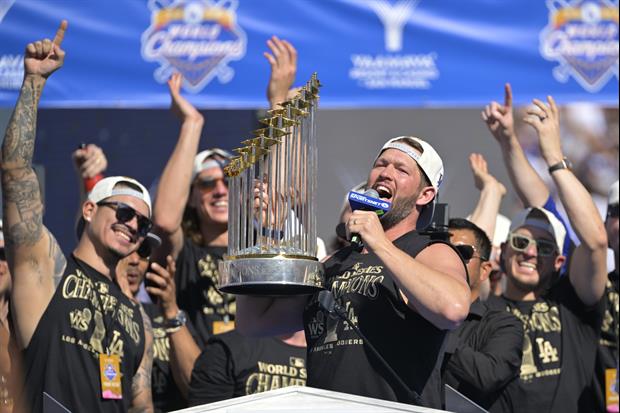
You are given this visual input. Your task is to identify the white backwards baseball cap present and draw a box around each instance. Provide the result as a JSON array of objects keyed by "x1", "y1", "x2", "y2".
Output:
[
  {"x1": 88, "y1": 176, "x2": 152, "y2": 216},
  {"x1": 191, "y1": 148, "x2": 233, "y2": 182},
  {"x1": 375, "y1": 136, "x2": 445, "y2": 230},
  {"x1": 509, "y1": 207, "x2": 566, "y2": 253}
]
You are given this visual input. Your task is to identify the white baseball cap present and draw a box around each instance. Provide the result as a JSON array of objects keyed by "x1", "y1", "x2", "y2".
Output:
[
  {"x1": 88, "y1": 176, "x2": 152, "y2": 216},
  {"x1": 509, "y1": 207, "x2": 566, "y2": 253},
  {"x1": 374, "y1": 136, "x2": 445, "y2": 230},
  {"x1": 191, "y1": 148, "x2": 233, "y2": 182},
  {"x1": 609, "y1": 180, "x2": 619, "y2": 207}
]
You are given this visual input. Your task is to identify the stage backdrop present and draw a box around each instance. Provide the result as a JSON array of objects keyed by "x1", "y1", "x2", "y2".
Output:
[{"x1": 0, "y1": 0, "x2": 618, "y2": 108}]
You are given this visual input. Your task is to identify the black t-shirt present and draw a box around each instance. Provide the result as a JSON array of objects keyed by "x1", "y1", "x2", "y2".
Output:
[
  {"x1": 175, "y1": 239, "x2": 235, "y2": 347},
  {"x1": 583, "y1": 270, "x2": 619, "y2": 413},
  {"x1": 18, "y1": 255, "x2": 145, "y2": 413},
  {"x1": 496, "y1": 276, "x2": 605, "y2": 413},
  {"x1": 188, "y1": 329, "x2": 307, "y2": 405},
  {"x1": 303, "y1": 230, "x2": 446, "y2": 408},
  {"x1": 142, "y1": 303, "x2": 186, "y2": 413},
  {"x1": 442, "y1": 297, "x2": 523, "y2": 411}
]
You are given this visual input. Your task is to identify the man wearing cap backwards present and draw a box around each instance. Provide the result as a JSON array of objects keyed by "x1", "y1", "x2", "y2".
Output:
[
  {"x1": 1, "y1": 22, "x2": 154, "y2": 412},
  {"x1": 484, "y1": 92, "x2": 608, "y2": 413},
  {"x1": 237, "y1": 136, "x2": 470, "y2": 407},
  {"x1": 153, "y1": 37, "x2": 299, "y2": 348}
]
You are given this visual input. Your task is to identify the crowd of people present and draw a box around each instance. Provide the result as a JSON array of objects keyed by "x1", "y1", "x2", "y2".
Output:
[{"x1": 0, "y1": 19, "x2": 617, "y2": 413}]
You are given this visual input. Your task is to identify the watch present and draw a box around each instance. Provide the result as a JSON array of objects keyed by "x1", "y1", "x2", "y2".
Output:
[
  {"x1": 548, "y1": 157, "x2": 572, "y2": 174},
  {"x1": 164, "y1": 309, "x2": 187, "y2": 334}
]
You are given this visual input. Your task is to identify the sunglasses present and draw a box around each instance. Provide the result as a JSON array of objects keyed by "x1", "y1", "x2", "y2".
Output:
[
  {"x1": 608, "y1": 204, "x2": 619, "y2": 219},
  {"x1": 508, "y1": 233, "x2": 557, "y2": 256},
  {"x1": 195, "y1": 176, "x2": 229, "y2": 191},
  {"x1": 0, "y1": 247, "x2": 5, "y2": 261},
  {"x1": 97, "y1": 201, "x2": 153, "y2": 238},
  {"x1": 454, "y1": 244, "x2": 487, "y2": 263}
]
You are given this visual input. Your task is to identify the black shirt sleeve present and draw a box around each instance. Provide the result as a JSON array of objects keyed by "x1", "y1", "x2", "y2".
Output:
[
  {"x1": 188, "y1": 339, "x2": 235, "y2": 406},
  {"x1": 446, "y1": 309, "x2": 524, "y2": 392}
]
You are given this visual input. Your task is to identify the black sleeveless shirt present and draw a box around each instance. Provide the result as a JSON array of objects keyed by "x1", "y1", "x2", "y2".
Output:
[
  {"x1": 303, "y1": 230, "x2": 447, "y2": 407},
  {"x1": 18, "y1": 255, "x2": 145, "y2": 413}
]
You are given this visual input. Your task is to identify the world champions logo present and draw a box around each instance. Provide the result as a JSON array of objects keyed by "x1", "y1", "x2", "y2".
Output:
[
  {"x1": 540, "y1": 0, "x2": 619, "y2": 92},
  {"x1": 141, "y1": 0, "x2": 247, "y2": 93}
]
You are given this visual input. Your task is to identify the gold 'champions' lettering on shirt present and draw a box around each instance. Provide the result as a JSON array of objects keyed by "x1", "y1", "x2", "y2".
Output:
[
  {"x1": 331, "y1": 262, "x2": 385, "y2": 300},
  {"x1": 61, "y1": 269, "x2": 143, "y2": 358},
  {"x1": 600, "y1": 279, "x2": 619, "y2": 347},
  {"x1": 245, "y1": 357, "x2": 306, "y2": 394},
  {"x1": 508, "y1": 302, "x2": 562, "y2": 383}
]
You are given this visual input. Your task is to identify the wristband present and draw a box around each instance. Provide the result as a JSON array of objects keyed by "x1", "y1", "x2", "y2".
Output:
[{"x1": 84, "y1": 174, "x2": 104, "y2": 193}]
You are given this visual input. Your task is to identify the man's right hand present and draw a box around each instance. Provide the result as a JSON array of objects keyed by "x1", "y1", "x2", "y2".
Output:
[
  {"x1": 72, "y1": 144, "x2": 108, "y2": 179},
  {"x1": 482, "y1": 83, "x2": 516, "y2": 145},
  {"x1": 24, "y1": 20, "x2": 67, "y2": 79},
  {"x1": 168, "y1": 73, "x2": 204, "y2": 123}
]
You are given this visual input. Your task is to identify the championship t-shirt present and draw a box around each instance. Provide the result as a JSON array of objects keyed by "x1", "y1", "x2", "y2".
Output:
[
  {"x1": 175, "y1": 239, "x2": 235, "y2": 347},
  {"x1": 496, "y1": 276, "x2": 604, "y2": 413},
  {"x1": 18, "y1": 255, "x2": 145, "y2": 413},
  {"x1": 188, "y1": 329, "x2": 307, "y2": 405},
  {"x1": 142, "y1": 303, "x2": 186, "y2": 413},
  {"x1": 304, "y1": 230, "x2": 447, "y2": 408},
  {"x1": 586, "y1": 270, "x2": 619, "y2": 412}
]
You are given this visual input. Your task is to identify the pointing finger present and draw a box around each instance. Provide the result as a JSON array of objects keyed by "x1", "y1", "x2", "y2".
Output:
[
  {"x1": 504, "y1": 83, "x2": 513, "y2": 108},
  {"x1": 53, "y1": 20, "x2": 68, "y2": 46}
]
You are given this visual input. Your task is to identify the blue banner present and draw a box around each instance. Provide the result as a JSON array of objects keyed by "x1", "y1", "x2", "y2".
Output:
[{"x1": 0, "y1": 0, "x2": 618, "y2": 108}]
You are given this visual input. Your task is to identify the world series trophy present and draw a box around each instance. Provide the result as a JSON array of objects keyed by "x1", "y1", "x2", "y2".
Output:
[{"x1": 218, "y1": 74, "x2": 324, "y2": 295}]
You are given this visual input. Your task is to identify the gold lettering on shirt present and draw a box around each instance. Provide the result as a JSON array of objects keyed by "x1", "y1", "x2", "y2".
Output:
[
  {"x1": 69, "y1": 308, "x2": 92, "y2": 332},
  {"x1": 245, "y1": 359, "x2": 307, "y2": 395}
]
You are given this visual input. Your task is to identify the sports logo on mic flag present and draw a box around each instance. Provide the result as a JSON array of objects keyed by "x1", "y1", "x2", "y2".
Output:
[
  {"x1": 141, "y1": 0, "x2": 247, "y2": 93},
  {"x1": 540, "y1": 0, "x2": 619, "y2": 92}
]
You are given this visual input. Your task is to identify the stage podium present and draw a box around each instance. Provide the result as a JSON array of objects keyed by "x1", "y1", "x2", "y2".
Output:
[{"x1": 171, "y1": 386, "x2": 452, "y2": 413}]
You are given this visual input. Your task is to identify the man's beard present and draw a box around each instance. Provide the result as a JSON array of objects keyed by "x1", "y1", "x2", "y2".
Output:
[{"x1": 381, "y1": 193, "x2": 418, "y2": 230}]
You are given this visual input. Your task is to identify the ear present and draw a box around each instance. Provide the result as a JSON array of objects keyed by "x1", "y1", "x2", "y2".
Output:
[
  {"x1": 553, "y1": 254, "x2": 566, "y2": 272},
  {"x1": 479, "y1": 261, "x2": 493, "y2": 283},
  {"x1": 415, "y1": 186, "x2": 436, "y2": 207},
  {"x1": 82, "y1": 200, "x2": 96, "y2": 222}
]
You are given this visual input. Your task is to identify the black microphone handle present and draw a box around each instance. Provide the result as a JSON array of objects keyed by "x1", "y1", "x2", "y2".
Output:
[
  {"x1": 350, "y1": 233, "x2": 363, "y2": 249},
  {"x1": 332, "y1": 303, "x2": 424, "y2": 406}
]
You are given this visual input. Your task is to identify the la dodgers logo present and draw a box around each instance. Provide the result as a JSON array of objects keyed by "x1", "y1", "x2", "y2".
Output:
[
  {"x1": 141, "y1": 0, "x2": 247, "y2": 93},
  {"x1": 540, "y1": 0, "x2": 619, "y2": 92}
]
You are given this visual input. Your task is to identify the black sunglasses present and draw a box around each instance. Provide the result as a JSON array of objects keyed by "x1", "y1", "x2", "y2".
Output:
[
  {"x1": 195, "y1": 176, "x2": 229, "y2": 191},
  {"x1": 608, "y1": 204, "x2": 619, "y2": 219},
  {"x1": 137, "y1": 241, "x2": 152, "y2": 259},
  {"x1": 97, "y1": 201, "x2": 153, "y2": 238},
  {"x1": 0, "y1": 247, "x2": 5, "y2": 261},
  {"x1": 454, "y1": 244, "x2": 487, "y2": 263}
]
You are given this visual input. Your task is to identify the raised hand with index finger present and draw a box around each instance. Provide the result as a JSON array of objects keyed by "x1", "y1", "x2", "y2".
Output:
[
  {"x1": 24, "y1": 20, "x2": 68, "y2": 79},
  {"x1": 481, "y1": 83, "x2": 516, "y2": 145}
]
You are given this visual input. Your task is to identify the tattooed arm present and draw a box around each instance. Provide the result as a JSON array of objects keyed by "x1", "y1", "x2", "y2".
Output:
[
  {"x1": 0, "y1": 21, "x2": 68, "y2": 349},
  {"x1": 130, "y1": 305, "x2": 154, "y2": 413}
]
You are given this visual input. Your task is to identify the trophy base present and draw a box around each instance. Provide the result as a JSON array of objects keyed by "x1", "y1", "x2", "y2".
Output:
[{"x1": 218, "y1": 256, "x2": 324, "y2": 295}]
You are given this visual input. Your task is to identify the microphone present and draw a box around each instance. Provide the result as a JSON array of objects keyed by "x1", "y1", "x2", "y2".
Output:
[
  {"x1": 348, "y1": 189, "x2": 391, "y2": 249},
  {"x1": 317, "y1": 290, "x2": 424, "y2": 406}
]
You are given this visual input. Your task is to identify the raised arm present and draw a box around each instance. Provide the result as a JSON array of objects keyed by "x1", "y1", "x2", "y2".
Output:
[
  {"x1": 146, "y1": 256, "x2": 200, "y2": 398},
  {"x1": 1, "y1": 21, "x2": 68, "y2": 349},
  {"x1": 264, "y1": 36, "x2": 297, "y2": 109},
  {"x1": 152, "y1": 73, "x2": 204, "y2": 261},
  {"x1": 468, "y1": 153, "x2": 506, "y2": 239},
  {"x1": 482, "y1": 83, "x2": 549, "y2": 207},
  {"x1": 523, "y1": 96, "x2": 608, "y2": 306}
]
